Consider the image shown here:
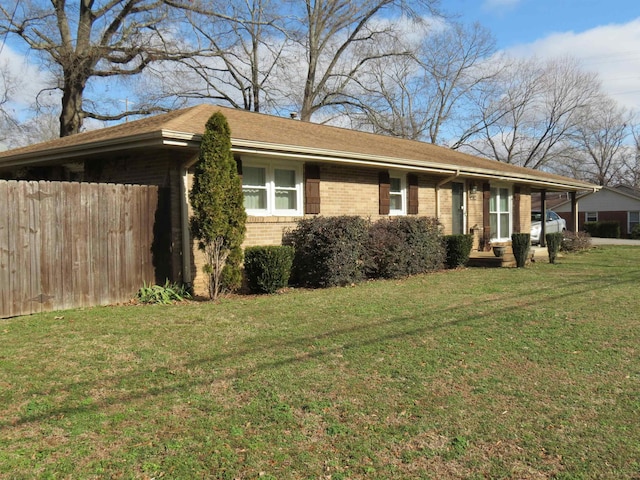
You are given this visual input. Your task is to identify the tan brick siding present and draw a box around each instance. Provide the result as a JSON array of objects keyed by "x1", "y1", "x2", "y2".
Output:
[{"x1": 186, "y1": 163, "x2": 532, "y2": 296}]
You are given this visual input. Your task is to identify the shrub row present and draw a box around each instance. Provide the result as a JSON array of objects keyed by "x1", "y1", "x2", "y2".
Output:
[
  {"x1": 365, "y1": 217, "x2": 445, "y2": 279},
  {"x1": 276, "y1": 216, "x2": 446, "y2": 289},
  {"x1": 583, "y1": 221, "x2": 620, "y2": 238}
]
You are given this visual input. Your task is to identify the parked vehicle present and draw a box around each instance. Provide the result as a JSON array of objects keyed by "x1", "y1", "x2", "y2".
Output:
[{"x1": 531, "y1": 210, "x2": 566, "y2": 244}]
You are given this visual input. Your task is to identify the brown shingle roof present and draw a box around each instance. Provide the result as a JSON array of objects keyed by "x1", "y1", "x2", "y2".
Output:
[{"x1": 0, "y1": 103, "x2": 598, "y2": 190}]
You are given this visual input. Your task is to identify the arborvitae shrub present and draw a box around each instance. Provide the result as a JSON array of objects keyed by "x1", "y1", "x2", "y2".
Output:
[
  {"x1": 244, "y1": 246, "x2": 294, "y2": 294},
  {"x1": 631, "y1": 224, "x2": 640, "y2": 240},
  {"x1": 365, "y1": 217, "x2": 445, "y2": 279},
  {"x1": 189, "y1": 112, "x2": 246, "y2": 298},
  {"x1": 511, "y1": 233, "x2": 530, "y2": 268},
  {"x1": 283, "y1": 216, "x2": 370, "y2": 288},
  {"x1": 444, "y1": 234, "x2": 474, "y2": 269},
  {"x1": 545, "y1": 232, "x2": 563, "y2": 264}
]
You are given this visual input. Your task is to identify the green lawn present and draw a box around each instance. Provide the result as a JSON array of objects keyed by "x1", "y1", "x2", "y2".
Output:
[{"x1": 1, "y1": 246, "x2": 639, "y2": 479}]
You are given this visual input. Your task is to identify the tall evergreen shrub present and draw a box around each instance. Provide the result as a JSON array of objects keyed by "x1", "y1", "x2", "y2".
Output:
[
  {"x1": 189, "y1": 112, "x2": 246, "y2": 299},
  {"x1": 511, "y1": 233, "x2": 530, "y2": 268},
  {"x1": 444, "y1": 234, "x2": 474, "y2": 268},
  {"x1": 545, "y1": 232, "x2": 563, "y2": 264}
]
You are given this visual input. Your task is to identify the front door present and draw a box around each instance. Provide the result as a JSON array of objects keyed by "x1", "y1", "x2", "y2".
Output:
[{"x1": 452, "y1": 182, "x2": 464, "y2": 235}]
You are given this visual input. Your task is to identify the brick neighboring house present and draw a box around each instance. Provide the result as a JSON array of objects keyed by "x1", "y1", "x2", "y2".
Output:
[
  {"x1": 554, "y1": 186, "x2": 640, "y2": 237},
  {"x1": 0, "y1": 104, "x2": 599, "y2": 295}
]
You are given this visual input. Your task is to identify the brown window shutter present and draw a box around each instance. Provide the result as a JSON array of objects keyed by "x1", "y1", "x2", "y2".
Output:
[
  {"x1": 379, "y1": 171, "x2": 390, "y2": 215},
  {"x1": 407, "y1": 174, "x2": 419, "y2": 215},
  {"x1": 482, "y1": 182, "x2": 491, "y2": 250},
  {"x1": 305, "y1": 164, "x2": 321, "y2": 214}
]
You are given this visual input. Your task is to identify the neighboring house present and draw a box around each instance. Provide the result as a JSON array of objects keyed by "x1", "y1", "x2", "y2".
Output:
[
  {"x1": 554, "y1": 186, "x2": 640, "y2": 237},
  {"x1": 0, "y1": 104, "x2": 599, "y2": 295}
]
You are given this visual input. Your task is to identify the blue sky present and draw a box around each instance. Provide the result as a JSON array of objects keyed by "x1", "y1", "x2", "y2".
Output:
[
  {"x1": 451, "y1": 0, "x2": 640, "y2": 110},
  {"x1": 1, "y1": 0, "x2": 639, "y2": 125}
]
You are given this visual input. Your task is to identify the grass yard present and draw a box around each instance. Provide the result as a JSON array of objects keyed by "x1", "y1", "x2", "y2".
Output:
[{"x1": 1, "y1": 246, "x2": 639, "y2": 479}]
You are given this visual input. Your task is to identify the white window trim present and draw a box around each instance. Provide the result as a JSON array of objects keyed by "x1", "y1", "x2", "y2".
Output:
[
  {"x1": 242, "y1": 158, "x2": 303, "y2": 217},
  {"x1": 389, "y1": 172, "x2": 406, "y2": 216},
  {"x1": 628, "y1": 211, "x2": 639, "y2": 234},
  {"x1": 489, "y1": 185, "x2": 512, "y2": 242},
  {"x1": 585, "y1": 211, "x2": 598, "y2": 223}
]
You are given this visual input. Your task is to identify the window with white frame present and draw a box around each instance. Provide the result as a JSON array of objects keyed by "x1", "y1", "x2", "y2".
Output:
[
  {"x1": 585, "y1": 211, "x2": 598, "y2": 222},
  {"x1": 242, "y1": 161, "x2": 303, "y2": 216},
  {"x1": 389, "y1": 174, "x2": 406, "y2": 215},
  {"x1": 489, "y1": 186, "x2": 511, "y2": 241},
  {"x1": 629, "y1": 211, "x2": 639, "y2": 235}
]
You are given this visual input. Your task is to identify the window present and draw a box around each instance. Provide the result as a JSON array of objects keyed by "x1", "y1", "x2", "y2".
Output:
[
  {"x1": 242, "y1": 161, "x2": 302, "y2": 216},
  {"x1": 585, "y1": 212, "x2": 598, "y2": 222},
  {"x1": 489, "y1": 186, "x2": 511, "y2": 241},
  {"x1": 629, "y1": 211, "x2": 639, "y2": 235},
  {"x1": 389, "y1": 175, "x2": 406, "y2": 215}
]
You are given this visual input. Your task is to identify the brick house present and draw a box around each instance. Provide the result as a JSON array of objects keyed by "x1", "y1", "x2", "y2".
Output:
[
  {"x1": 554, "y1": 186, "x2": 640, "y2": 237},
  {"x1": 0, "y1": 104, "x2": 598, "y2": 294}
]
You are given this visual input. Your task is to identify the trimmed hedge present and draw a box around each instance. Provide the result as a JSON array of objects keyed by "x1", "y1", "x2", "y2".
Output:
[
  {"x1": 244, "y1": 246, "x2": 294, "y2": 294},
  {"x1": 584, "y1": 221, "x2": 620, "y2": 238},
  {"x1": 365, "y1": 217, "x2": 445, "y2": 279},
  {"x1": 284, "y1": 215, "x2": 445, "y2": 288},
  {"x1": 283, "y1": 216, "x2": 370, "y2": 288},
  {"x1": 545, "y1": 232, "x2": 563, "y2": 264},
  {"x1": 444, "y1": 234, "x2": 474, "y2": 268},
  {"x1": 631, "y1": 223, "x2": 640, "y2": 240},
  {"x1": 511, "y1": 233, "x2": 530, "y2": 268}
]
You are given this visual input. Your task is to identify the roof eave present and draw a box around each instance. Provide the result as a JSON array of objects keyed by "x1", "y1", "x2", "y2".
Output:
[
  {"x1": 231, "y1": 139, "x2": 600, "y2": 192},
  {"x1": 0, "y1": 129, "x2": 202, "y2": 169}
]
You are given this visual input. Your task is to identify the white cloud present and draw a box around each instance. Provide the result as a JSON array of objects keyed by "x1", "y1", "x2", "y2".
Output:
[
  {"x1": 503, "y1": 17, "x2": 640, "y2": 112},
  {"x1": 0, "y1": 44, "x2": 56, "y2": 119}
]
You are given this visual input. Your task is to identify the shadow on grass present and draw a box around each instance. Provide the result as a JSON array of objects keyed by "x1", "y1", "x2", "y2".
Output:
[{"x1": 4, "y1": 263, "x2": 640, "y2": 429}]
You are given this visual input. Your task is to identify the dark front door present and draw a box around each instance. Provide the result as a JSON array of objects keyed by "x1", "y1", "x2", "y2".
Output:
[{"x1": 452, "y1": 182, "x2": 464, "y2": 235}]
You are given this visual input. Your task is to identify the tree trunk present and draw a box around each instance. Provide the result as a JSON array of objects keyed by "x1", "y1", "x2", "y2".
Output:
[{"x1": 59, "y1": 70, "x2": 87, "y2": 137}]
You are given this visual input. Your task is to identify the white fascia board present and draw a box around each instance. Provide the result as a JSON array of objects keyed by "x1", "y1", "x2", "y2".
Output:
[{"x1": 231, "y1": 139, "x2": 600, "y2": 191}]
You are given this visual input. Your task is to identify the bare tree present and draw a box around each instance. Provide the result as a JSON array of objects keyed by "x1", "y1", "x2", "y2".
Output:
[
  {"x1": 557, "y1": 96, "x2": 634, "y2": 186},
  {"x1": 281, "y1": 0, "x2": 439, "y2": 122},
  {"x1": 347, "y1": 21, "x2": 499, "y2": 143},
  {"x1": 461, "y1": 57, "x2": 602, "y2": 170},
  {"x1": 621, "y1": 122, "x2": 640, "y2": 188},
  {"x1": 0, "y1": 0, "x2": 207, "y2": 137},
  {"x1": 0, "y1": 61, "x2": 23, "y2": 148},
  {"x1": 171, "y1": 0, "x2": 287, "y2": 112}
]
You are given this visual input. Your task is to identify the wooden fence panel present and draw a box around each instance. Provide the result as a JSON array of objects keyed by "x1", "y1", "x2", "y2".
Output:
[
  {"x1": 1, "y1": 180, "x2": 160, "y2": 318},
  {"x1": 0, "y1": 181, "x2": 12, "y2": 317}
]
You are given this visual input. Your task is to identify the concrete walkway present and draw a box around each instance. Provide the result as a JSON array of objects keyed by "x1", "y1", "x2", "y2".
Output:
[
  {"x1": 589, "y1": 237, "x2": 640, "y2": 246},
  {"x1": 531, "y1": 237, "x2": 640, "y2": 263}
]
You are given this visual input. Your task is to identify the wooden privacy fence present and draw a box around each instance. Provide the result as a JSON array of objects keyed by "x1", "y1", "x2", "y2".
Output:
[{"x1": 1, "y1": 180, "x2": 159, "y2": 318}]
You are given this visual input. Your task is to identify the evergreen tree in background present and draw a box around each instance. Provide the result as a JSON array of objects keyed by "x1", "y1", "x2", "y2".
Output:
[{"x1": 189, "y1": 112, "x2": 246, "y2": 299}]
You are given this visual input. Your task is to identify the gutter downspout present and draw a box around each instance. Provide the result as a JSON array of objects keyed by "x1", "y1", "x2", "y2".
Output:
[
  {"x1": 435, "y1": 169, "x2": 460, "y2": 220},
  {"x1": 180, "y1": 155, "x2": 200, "y2": 289}
]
